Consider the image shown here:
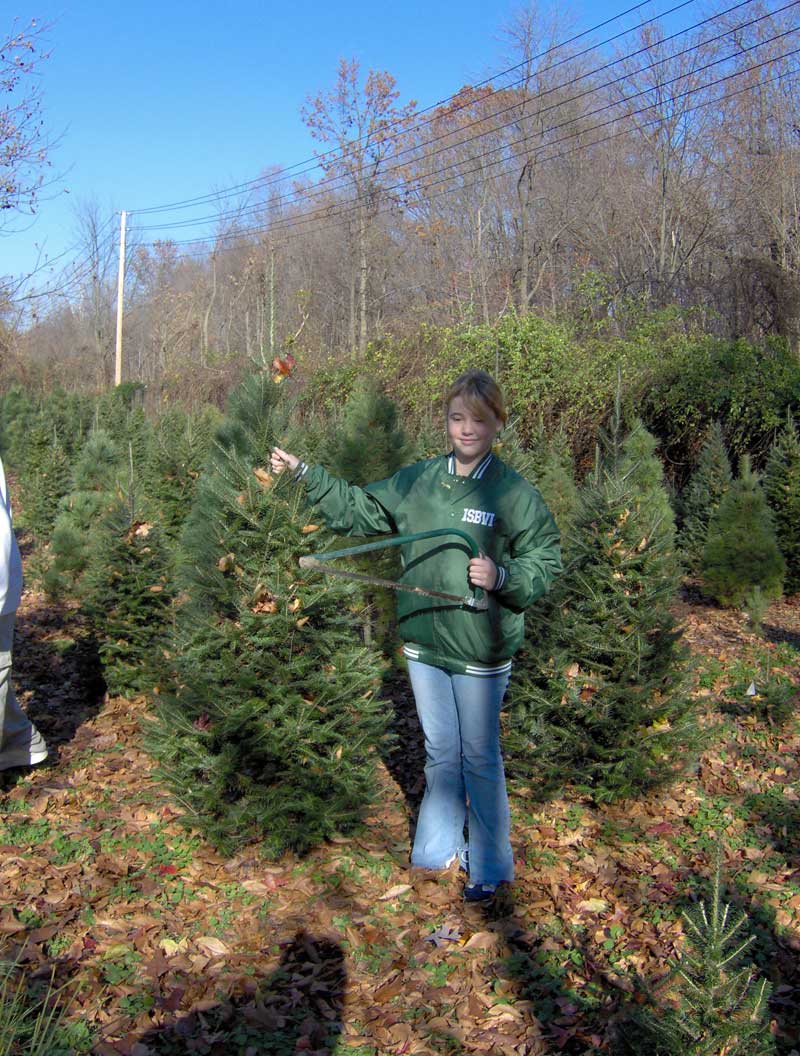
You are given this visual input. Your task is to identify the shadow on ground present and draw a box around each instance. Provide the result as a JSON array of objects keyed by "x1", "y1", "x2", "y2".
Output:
[
  {"x1": 378, "y1": 665, "x2": 426, "y2": 844},
  {"x1": 2, "y1": 596, "x2": 106, "y2": 786},
  {"x1": 105, "y1": 932, "x2": 346, "y2": 1056}
]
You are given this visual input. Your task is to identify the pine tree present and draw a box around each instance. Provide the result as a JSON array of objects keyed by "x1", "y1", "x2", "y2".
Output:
[
  {"x1": 142, "y1": 405, "x2": 220, "y2": 540},
  {"x1": 680, "y1": 422, "x2": 733, "y2": 574},
  {"x1": 145, "y1": 373, "x2": 388, "y2": 857},
  {"x1": 320, "y1": 379, "x2": 413, "y2": 648},
  {"x1": 620, "y1": 421, "x2": 676, "y2": 536},
  {"x1": 536, "y1": 444, "x2": 579, "y2": 547},
  {"x1": 82, "y1": 501, "x2": 174, "y2": 698},
  {"x1": 21, "y1": 435, "x2": 72, "y2": 543},
  {"x1": 763, "y1": 414, "x2": 800, "y2": 594},
  {"x1": 617, "y1": 856, "x2": 775, "y2": 1055},
  {"x1": 506, "y1": 403, "x2": 698, "y2": 799},
  {"x1": 0, "y1": 385, "x2": 36, "y2": 465},
  {"x1": 36, "y1": 387, "x2": 93, "y2": 460},
  {"x1": 43, "y1": 429, "x2": 122, "y2": 597},
  {"x1": 94, "y1": 382, "x2": 146, "y2": 441},
  {"x1": 701, "y1": 456, "x2": 784, "y2": 608},
  {"x1": 320, "y1": 378, "x2": 412, "y2": 486},
  {"x1": 492, "y1": 417, "x2": 551, "y2": 484}
]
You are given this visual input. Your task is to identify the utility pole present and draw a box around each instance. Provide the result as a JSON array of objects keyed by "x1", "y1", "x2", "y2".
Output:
[
  {"x1": 269, "y1": 242, "x2": 276, "y2": 360},
  {"x1": 114, "y1": 210, "x2": 127, "y2": 387}
]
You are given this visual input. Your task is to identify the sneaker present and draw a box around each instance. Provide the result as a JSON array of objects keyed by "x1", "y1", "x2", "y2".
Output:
[
  {"x1": 0, "y1": 744, "x2": 49, "y2": 771},
  {"x1": 463, "y1": 882, "x2": 496, "y2": 903}
]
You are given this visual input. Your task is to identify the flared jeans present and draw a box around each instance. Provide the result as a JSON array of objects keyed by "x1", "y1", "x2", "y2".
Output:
[{"x1": 407, "y1": 658, "x2": 514, "y2": 886}]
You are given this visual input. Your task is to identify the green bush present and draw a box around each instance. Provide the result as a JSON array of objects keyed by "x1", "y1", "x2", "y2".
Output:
[{"x1": 642, "y1": 336, "x2": 800, "y2": 472}]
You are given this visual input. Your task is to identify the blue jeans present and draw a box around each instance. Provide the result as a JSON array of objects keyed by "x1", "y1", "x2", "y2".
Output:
[{"x1": 407, "y1": 659, "x2": 513, "y2": 885}]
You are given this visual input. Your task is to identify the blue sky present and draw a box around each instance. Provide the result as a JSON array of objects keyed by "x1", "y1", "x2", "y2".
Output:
[{"x1": 2, "y1": 0, "x2": 677, "y2": 288}]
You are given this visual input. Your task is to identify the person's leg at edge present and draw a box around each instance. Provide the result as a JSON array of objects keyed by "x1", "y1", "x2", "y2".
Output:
[
  {"x1": 407, "y1": 659, "x2": 468, "y2": 869},
  {"x1": 452, "y1": 669, "x2": 513, "y2": 887},
  {"x1": 0, "y1": 611, "x2": 47, "y2": 768}
]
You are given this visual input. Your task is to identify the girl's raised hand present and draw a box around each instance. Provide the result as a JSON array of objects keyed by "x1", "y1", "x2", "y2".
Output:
[{"x1": 270, "y1": 447, "x2": 300, "y2": 474}]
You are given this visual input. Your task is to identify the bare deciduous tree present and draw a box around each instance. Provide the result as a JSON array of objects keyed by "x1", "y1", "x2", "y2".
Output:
[
  {"x1": 302, "y1": 58, "x2": 416, "y2": 355},
  {"x1": 1, "y1": 18, "x2": 54, "y2": 224}
]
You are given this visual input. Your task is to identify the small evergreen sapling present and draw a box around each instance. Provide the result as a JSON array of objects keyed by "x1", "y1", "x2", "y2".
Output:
[
  {"x1": 44, "y1": 429, "x2": 123, "y2": 597},
  {"x1": 82, "y1": 493, "x2": 175, "y2": 698},
  {"x1": 679, "y1": 422, "x2": 732, "y2": 574},
  {"x1": 141, "y1": 405, "x2": 220, "y2": 540},
  {"x1": 701, "y1": 456, "x2": 784, "y2": 609},
  {"x1": 15, "y1": 416, "x2": 72, "y2": 542},
  {"x1": 0, "y1": 385, "x2": 36, "y2": 465},
  {"x1": 763, "y1": 413, "x2": 800, "y2": 594},
  {"x1": 617, "y1": 857, "x2": 775, "y2": 1055},
  {"x1": 145, "y1": 372, "x2": 388, "y2": 857},
  {"x1": 320, "y1": 378, "x2": 412, "y2": 486}
]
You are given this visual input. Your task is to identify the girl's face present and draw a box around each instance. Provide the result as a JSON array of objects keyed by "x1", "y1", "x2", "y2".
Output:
[{"x1": 446, "y1": 395, "x2": 501, "y2": 470}]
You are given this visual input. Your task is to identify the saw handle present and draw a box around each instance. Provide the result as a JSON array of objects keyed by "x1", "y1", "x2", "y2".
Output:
[{"x1": 300, "y1": 528, "x2": 485, "y2": 607}]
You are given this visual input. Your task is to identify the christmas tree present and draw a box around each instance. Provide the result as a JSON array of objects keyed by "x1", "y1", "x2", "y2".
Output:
[
  {"x1": 319, "y1": 378, "x2": 412, "y2": 487},
  {"x1": 701, "y1": 456, "x2": 784, "y2": 608},
  {"x1": 0, "y1": 384, "x2": 36, "y2": 465},
  {"x1": 506, "y1": 405, "x2": 698, "y2": 800},
  {"x1": 679, "y1": 422, "x2": 733, "y2": 574},
  {"x1": 141, "y1": 405, "x2": 220, "y2": 540},
  {"x1": 19, "y1": 430, "x2": 71, "y2": 544},
  {"x1": 43, "y1": 429, "x2": 124, "y2": 597},
  {"x1": 620, "y1": 421, "x2": 676, "y2": 534},
  {"x1": 81, "y1": 476, "x2": 175, "y2": 698},
  {"x1": 763, "y1": 414, "x2": 800, "y2": 594},
  {"x1": 145, "y1": 372, "x2": 388, "y2": 856},
  {"x1": 617, "y1": 856, "x2": 775, "y2": 1055},
  {"x1": 319, "y1": 379, "x2": 412, "y2": 648}
]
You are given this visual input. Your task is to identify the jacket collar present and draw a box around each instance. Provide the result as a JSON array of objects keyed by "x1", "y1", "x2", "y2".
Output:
[{"x1": 446, "y1": 451, "x2": 494, "y2": 479}]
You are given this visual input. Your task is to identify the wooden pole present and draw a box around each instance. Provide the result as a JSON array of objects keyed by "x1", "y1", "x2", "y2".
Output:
[{"x1": 114, "y1": 210, "x2": 127, "y2": 387}]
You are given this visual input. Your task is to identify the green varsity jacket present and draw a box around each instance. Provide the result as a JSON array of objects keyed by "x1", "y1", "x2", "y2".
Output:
[{"x1": 299, "y1": 451, "x2": 562, "y2": 675}]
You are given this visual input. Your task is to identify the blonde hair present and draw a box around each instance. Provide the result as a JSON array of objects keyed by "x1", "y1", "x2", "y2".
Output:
[{"x1": 446, "y1": 370, "x2": 507, "y2": 425}]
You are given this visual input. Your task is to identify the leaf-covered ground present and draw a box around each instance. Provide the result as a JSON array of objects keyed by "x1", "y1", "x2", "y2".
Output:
[{"x1": 1, "y1": 578, "x2": 799, "y2": 1055}]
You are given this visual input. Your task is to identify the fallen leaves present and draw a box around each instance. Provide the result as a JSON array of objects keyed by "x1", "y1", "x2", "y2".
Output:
[
  {"x1": 379, "y1": 883, "x2": 412, "y2": 901},
  {"x1": 195, "y1": 936, "x2": 231, "y2": 958},
  {"x1": 2, "y1": 580, "x2": 800, "y2": 1054}
]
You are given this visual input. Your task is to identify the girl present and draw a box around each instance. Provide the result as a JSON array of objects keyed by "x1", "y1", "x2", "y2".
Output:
[{"x1": 271, "y1": 370, "x2": 561, "y2": 901}]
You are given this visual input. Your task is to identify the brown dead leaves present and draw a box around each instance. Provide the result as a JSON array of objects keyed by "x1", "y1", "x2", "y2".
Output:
[{"x1": 3, "y1": 582, "x2": 800, "y2": 1053}]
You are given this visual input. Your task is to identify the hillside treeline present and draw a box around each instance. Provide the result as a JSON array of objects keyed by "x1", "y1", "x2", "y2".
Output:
[{"x1": 2, "y1": 1, "x2": 798, "y2": 404}]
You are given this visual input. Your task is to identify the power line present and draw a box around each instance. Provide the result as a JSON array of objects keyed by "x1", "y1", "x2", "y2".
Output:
[
  {"x1": 134, "y1": 32, "x2": 799, "y2": 254},
  {"x1": 10, "y1": 213, "x2": 118, "y2": 302},
  {"x1": 15, "y1": 214, "x2": 121, "y2": 304},
  {"x1": 133, "y1": 0, "x2": 791, "y2": 237},
  {"x1": 127, "y1": 0, "x2": 703, "y2": 218}
]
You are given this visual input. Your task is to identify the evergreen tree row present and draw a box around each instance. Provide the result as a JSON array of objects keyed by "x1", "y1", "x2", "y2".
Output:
[{"x1": 1, "y1": 375, "x2": 797, "y2": 856}]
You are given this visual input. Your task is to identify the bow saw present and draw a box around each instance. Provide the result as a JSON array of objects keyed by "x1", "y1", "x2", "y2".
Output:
[{"x1": 298, "y1": 528, "x2": 488, "y2": 610}]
